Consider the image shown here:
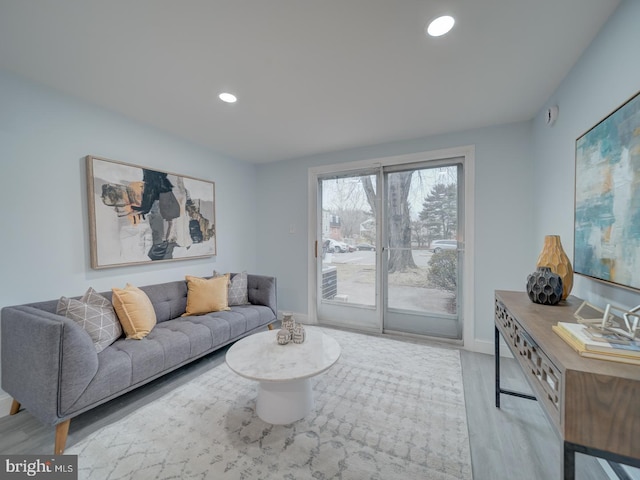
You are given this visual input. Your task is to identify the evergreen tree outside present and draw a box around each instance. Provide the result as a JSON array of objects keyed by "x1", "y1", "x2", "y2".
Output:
[{"x1": 419, "y1": 183, "x2": 457, "y2": 243}]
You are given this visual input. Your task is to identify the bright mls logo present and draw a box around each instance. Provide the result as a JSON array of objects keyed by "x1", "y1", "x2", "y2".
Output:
[{"x1": 1, "y1": 455, "x2": 77, "y2": 479}]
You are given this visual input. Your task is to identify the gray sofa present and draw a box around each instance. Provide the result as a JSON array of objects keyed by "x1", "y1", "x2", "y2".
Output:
[{"x1": 1, "y1": 274, "x2": 277, "y2": 454}]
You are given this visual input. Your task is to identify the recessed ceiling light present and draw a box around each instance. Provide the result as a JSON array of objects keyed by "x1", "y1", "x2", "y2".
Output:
[
  {"x1": 426, "y1": 15, "x2": 455, "y2": 37},
  {"x1": 218, "y1": 92, "x2": 237, "y2": 103}
]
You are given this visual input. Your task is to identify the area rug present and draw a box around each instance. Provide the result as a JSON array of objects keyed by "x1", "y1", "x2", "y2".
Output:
[{"x1": 67, "y1": 327, "x2": 473, "y2": 479}]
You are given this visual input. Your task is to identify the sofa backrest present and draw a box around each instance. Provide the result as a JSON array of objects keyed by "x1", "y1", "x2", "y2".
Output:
[
  {"x1": 22, "y1": 280, "x2": 188, "y2": 324},
  {"x1": 138, "y1": 280, "x2": 188, "y2": 323},
  {"x1": 19, "y1": 274, "x2": 277, "y2": 323}
]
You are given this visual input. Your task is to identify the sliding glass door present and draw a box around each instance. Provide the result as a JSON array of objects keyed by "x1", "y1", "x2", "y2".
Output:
[
  {"x1": 383, "y1": 162, "x2": 463, "y2": 339},
  {"x1": 313, "y1": 156, "x2": 465, "y2": 340},
  {"x1": 316, "y1": 170, "x2": 380, "y2": 331}
]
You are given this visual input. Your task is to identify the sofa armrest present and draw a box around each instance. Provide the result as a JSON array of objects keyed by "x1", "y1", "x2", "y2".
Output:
[
  {"x1": 1, "y1": 305, "x2": 99, "y2": 425},
  {"x1": 246, "y1": 274, "x2": 277, "y2": 317}
]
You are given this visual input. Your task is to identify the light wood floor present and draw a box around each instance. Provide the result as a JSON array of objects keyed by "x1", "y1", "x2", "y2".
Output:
[
  {"x1": 0, "y1": 335, "x2": 614, "y2": 479},
  {"x1": 460, "y1": 350, "x2": 610, "y2": 480}
]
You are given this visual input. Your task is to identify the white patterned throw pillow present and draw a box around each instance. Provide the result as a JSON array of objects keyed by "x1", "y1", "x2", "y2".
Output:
[
  {"x1": 57, "y1": 287, "x2": 123, "y2": 353},
  {"x1": 213, "y1": 271, "x2": 250, "y2": 306}
]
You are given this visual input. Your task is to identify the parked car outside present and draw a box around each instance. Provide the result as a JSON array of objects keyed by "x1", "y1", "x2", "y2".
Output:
[
  {"x1": 430, "y1": 239, "x2": 457, "y2": 253},
  {"x1": 324, "y1": 239, "x2": 348, "y2": 253},
  {"x1": 335, "y1": 242, "x2": 349, "y2": 253},
  {"x1": 329, "y1": 240, "x2": 358, "y2": 252},
  {"x1": 356, "y1": 243, "x2": 376, "y2": 251}
]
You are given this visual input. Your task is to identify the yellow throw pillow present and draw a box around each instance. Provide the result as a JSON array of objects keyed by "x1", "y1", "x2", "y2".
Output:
[
  {"x1": 112, "y1": 284, "x2": 157, "y2": 339},
  {"x1": 183, "y1": 275, "x2": 231, "y2": 316}
]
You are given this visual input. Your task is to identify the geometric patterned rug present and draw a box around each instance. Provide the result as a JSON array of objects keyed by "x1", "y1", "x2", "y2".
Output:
[{"x1": 67, "y1": 327, "x2": 473, "y2": 479}]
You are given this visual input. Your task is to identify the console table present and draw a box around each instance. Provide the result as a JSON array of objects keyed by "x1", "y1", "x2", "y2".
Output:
[{"x1": 494, "y1": 290, "x2": 640, "y2": 479}]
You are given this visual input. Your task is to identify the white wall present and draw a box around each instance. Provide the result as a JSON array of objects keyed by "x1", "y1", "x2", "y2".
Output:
[
  {"x1": 0, "y1": 70, "x2": 261, "y2": 302},
  {"x1": 531, "y1": 0, "x2": 640, "y2": 311},
  {"x1": 0, "y1": 70, "x2": 261, "y2": 405},
  {"x1": 256, "y1": 121, "x2": 535, "y2": 350}
]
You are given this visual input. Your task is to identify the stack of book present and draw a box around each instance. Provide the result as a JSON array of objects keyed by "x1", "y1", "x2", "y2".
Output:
[{"x1": 552, "y1": 322, "x2": 640, "y2": 365}]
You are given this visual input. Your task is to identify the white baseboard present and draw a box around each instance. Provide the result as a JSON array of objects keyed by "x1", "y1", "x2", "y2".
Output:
[
  {"x1": 0, "y1": 392, "x2": 12, "y2": 418},
  {"x1": 276, "y1": 314, "x2": 512, "y2": 360},
  {"x1": 471, "y1": 338, "x2": 513, "y2": 358},
  {"x1": 277, "y1": 311, "x2": 310, "y2": 325}
]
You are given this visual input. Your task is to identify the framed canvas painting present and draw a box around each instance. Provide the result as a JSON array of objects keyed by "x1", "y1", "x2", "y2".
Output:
[
  {"x1": 574, "y1": 90, "x2": 640, "y2": 291},
  {"x1": 86, "y1": 156, "x2": 216, "y2": 269}
]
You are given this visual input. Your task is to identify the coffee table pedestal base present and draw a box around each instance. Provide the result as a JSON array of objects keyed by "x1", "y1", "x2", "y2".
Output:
[{"x1": 256, "y1": 379, "x2": 314, "y2": 424}]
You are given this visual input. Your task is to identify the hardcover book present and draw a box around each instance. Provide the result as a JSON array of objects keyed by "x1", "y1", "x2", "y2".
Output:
[{"x1": 553, "y1": 323, "x2": 640, "y2": 365}]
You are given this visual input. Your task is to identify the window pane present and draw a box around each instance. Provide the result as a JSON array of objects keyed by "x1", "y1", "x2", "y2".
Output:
[{"x1": 321, "y1": 174, "x2": 377, "y2": 307}]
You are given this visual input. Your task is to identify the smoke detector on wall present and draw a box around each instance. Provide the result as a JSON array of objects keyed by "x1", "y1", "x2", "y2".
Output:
[{"x1": 545, "y1": 105, "x2": 559, "y2": 126}]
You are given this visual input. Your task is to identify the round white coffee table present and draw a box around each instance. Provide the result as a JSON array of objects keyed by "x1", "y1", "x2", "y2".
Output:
[{"x1": 225, "y1": 326, "x2": 341, "y2": 424}]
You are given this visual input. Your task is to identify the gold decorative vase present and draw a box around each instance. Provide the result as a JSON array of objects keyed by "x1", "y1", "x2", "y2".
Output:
[{"x1": 536, "y1": 235, "x2": 573, "y2": 300}]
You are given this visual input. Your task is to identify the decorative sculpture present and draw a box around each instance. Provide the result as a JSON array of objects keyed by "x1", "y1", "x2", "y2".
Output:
[
  {"x1": 282, "y1": 313, "x2": 295, "y2": 333},
  {"x1": 536, "y1": 235, "x2": 573, "y2": 300},
  {"x1": 292, "y1": 323, "x2": 306, "y2": 344},
  {"x1": 526, "y1": 267, "x2": 563, "y2": 305},
  {"x1": 622, "y1": 305, "x2": 640, "y2": 339},
  {"x1": 277, "y1": 329, "x2": 291, "y2": 345},
  {"x1": 574, "y1": 301, "x2": 640, "y2": 340},
  {"x1": 276, "y1": 312, "x2": 306, "y2": 344}
]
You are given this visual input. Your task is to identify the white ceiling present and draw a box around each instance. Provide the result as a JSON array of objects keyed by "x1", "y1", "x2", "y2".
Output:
[{"x1": 0, "y1": 0, "x2": 620, "y2": 164}]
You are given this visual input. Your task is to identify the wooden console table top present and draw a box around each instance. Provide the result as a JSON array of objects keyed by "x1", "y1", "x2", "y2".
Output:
[
  {"x1": 496, "y1": 290, "x2": 640, "y2": 381},
  {"x1": 495, "y1": 290, "x2": 640, "y2": 465}
]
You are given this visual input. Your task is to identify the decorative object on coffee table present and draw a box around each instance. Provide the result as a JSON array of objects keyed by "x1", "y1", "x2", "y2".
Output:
[
  {"x1": 282, "y1": 313, "x2": 295, "y2": 333},
  {"x1": 277, "y1": 329, "x2": 291, "y2": 345},
  {"x1": 292, "y1": 323, "x2": 306, "y2": 344},
  {"x1": 536, "y1": 234, "x2": 573, "y2": 300},
  {"x1": 526, "y1": 266, "x2": 563, "y2": 305}
]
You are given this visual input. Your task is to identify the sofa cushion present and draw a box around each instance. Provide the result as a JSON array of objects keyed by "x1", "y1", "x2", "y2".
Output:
[
  {"x1": 56, "y1": 288, "x2": 123, "y2": 353},
  {"x1": 112, "y1": 284, "x2": 157, "y2": 339},
  {"x1": 229, "y1": 272, "x2": 250, "y2": 305},
  {"x1": 183, "y1": 275, "x2": 230, "y2": 316},
  {"x1": 214, "y1": 271, "x2": 250, "y2": 306}
]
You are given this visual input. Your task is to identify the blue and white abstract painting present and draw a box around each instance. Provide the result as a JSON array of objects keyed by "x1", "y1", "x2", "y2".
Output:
[{"x1": 575, "y1": 91, "x2": 640, "y2": 290}]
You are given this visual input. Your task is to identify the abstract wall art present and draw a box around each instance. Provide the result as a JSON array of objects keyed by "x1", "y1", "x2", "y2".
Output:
[
  {"x1": 574, "y1": 90, "x2": 640, "y2": 291},
  {"x1": 86, "y1": 156, "x2": 216, "y2": 268}
]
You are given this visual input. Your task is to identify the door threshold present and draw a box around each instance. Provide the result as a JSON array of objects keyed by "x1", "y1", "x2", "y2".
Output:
[
  {"x1": 317, "y1": 319, "x2": 381, "y2": 335},
  {"x1": 318, "y1": 322, "x2": 464, "y2": 350},
  {"x1": 382, "y1": 328, "x2": 464, "y2": 348}
]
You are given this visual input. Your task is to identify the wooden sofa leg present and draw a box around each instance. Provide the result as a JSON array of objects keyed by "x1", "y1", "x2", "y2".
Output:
[
  {"x1": 55, "y1": 420, "x2": 71, "y2": 455},
  {"x1": 9, "y1": 399, "x2": 21, "y2": 415},
  {"x1": 267, "y1": 324, "x2": 274, "y2": 331}
]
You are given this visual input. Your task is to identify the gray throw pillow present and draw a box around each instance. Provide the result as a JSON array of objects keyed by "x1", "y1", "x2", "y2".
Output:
[
  {"x1": 57, "y1": 287, "x2": 123, "y2": 353},
  {"x1": 213, "y1": 270, "x2": 250, "y2": 306}
]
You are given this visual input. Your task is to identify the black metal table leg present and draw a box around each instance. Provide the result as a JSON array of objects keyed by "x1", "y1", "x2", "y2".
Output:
[
  {"x1": 495, "y1": 325, "x2": 537, "y2": 405},
  {"x1": 563, "y1": 441, "x2": 576, "y2": 480},
  {"x1": 563, "y1": 441, "x2": 640, "y2": 480},
  {"x1": 495, "y1": 325, "x2": 501, "y2": 408}
]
